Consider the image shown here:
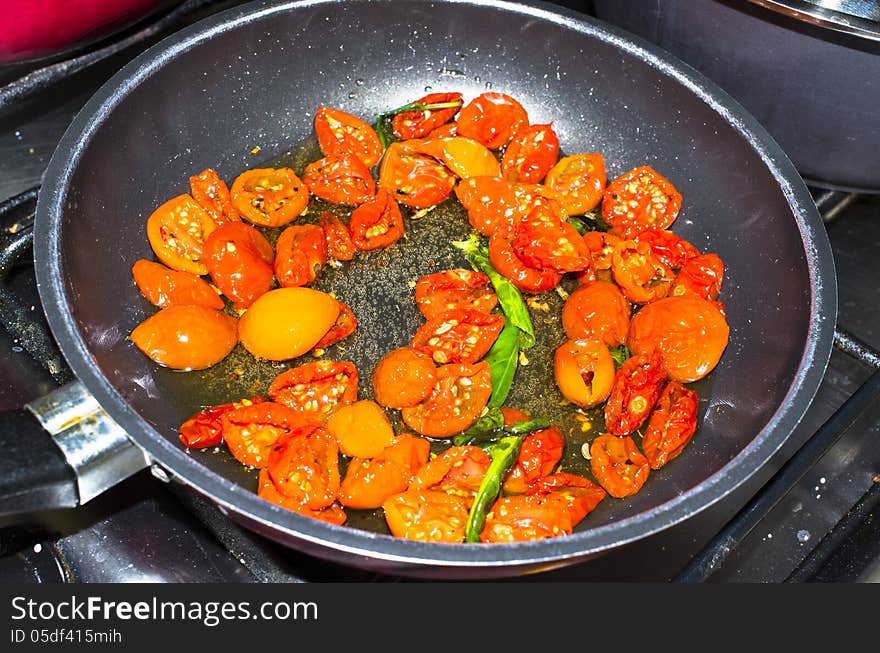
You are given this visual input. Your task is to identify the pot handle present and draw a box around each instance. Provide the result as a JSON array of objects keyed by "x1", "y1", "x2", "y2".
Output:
[{"x1": 0, "y1": 382, "x2": 151, "y2": 517}]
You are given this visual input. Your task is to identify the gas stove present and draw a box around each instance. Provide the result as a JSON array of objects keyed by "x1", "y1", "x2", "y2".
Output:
[{"x1": 0, "y1": 0, "x2": 877, "y2": 583}]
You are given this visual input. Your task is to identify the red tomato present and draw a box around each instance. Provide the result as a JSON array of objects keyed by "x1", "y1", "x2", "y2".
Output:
[
  {"x1": 401, "y1": 362, "x2": 493, "y2": 438},
  {"x1": 314, "y1": 106, "x2": 383, "y2": 168},
  {"x1": 578, "y1": 231, "x2": 621, "y2": 284},
  {"x1": 274, "y1": 224, "x2": 327, "y2": 288},
  {"x1": 411, "y1": 445, "x2": 491, "y2": 497},
  {"x1": 611, "y1": 239, "x2": 675, "y2": 304},
  {"x1": 602, "y1": 166, "x2": 682, "y2": 238},
  {"x1": 529, "y1": 473, "x2": 607, "y2": 525},
  {"x1": 391, "y1": 92, "x2": 463, "y2": 140},
  {"x1": 303, "y1": 153, "x2": 376, "y2": 206},
  {"x1": 189, "y1": 168, "x2": 239, "y2": 224},
  {"x1": 349, "y1": 188, "x2": 405, "y2": 250},
  {"x1": 544, "y1": 153, "x2": 607, "y2": 215},
  {"x1": 267, "y1": 423, "x2": 340, "y2": 510},
  {"x1": 410, "y1": 308, "x2": 505, "y2": 365},
  {"x1": 635, "y1": 228, "x2": 700, "y2": 270},
  {"x1": 318, "y1": 211, "x2": 356, "y2": 261},
  {"x1": 146, "y1": 194, "x2": 217, "y2": 276},
  {"x1": 488, "y1": 228, "x2": 563, "y2": 293},
  {"x1": 454, "y1": 176, "x2": 518, "y2": 236},
  {"x1": 427, "y1": 122, "x2": 458, "y2": 139},
  {"x1": 230, "y1": 168, "x2": 309, "y2": 227},
  {"x1": 267, "y1": 360, "x2": 359, "y2": 421},
  {"x1": 203, "y1": 222, "x2": 275, "y2": 310},
  {"x1": 457, "y1": 92, "x2": 529, "y2": 150},
  {"x1": 415, "y1": 269, "x2": 497, "y2": 320},
  {"x1": 512, "y1": 203, "x2": 591, "y2": 273},
  {"x1": 501, "y1": 123, "x2": 560, "y2": 184},
  {"x1": 642, "y1": 382, "x2": 699, "y2": 470},
  {"x1": 502, "y1": 425, "x2": 565, "y2": 494},
  {"x1": 312, "y1": 302, "x2": 357, "y2": 351},
  {"x1": 372, "y1": 347, "x2": 438, "y2": 409},
  {"x1": 338, "y1": 435, "x2": 431, "y2": 509},
  {"x1": 258, "y1": 470, "x2": 347, "y2": 525},
  {"x1": 603, "y1": 350, "x2": 667, "y2": 436},
  {"x1": 378, "y1": 141, "x2": 456, "y2": 208},
  {"x1": 131, "y1": 259, "x2": 223, "y2": 310},
  {"x1": 130, "y1": 305, "x2": 237, "y2": 371},
  {"x1": 671, "y1": 253, "x2": 725, "y2": 301},
  {"x1": 561, "y1": 280, "x2": 631, "y2": 346},
  {"x1": 382, "y1": 489, "x2": 470, "y2": 542},
  {"x1": 590, "y1": 434, "x2": 651, "y2": 498},
  {"x1": 553, "y1": 338, "x2": 616, "y2": 409},
  {"x1": 178, "y1": 396, "x2": 264, "y2": 448},
  {"x1": 220, "y1": 401, "x2": 308, "y2": 468}
]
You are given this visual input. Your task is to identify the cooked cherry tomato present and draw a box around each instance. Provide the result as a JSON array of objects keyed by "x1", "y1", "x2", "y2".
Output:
[
  {"x1": 501, "y1": 123, "x2": 560, "y2": 184},
  {"x1": 642, "y1": 382, "x2": 699, "y2": 470},
  {"x1": 590, "y1": 434, "x2": 651, "y2": 498},
  {"x1": 312, "y1": 302, "x2": 357, "y2": 351},
  {"x1": 410, "y1": 308, "x2": 505, "y2": 365},
  {"x1": 602, "y1": 166, "x2": 682, "y2": 238},
  {"x1": 303, "y1": 154, "x2": 376, "y2": 206},
  {"x1": 454, "y1": 176, "x2": 518, "y2": 236},
  {"x1": 635, "y1": 228, "x2": 700, "y2": 270},
  {"x1": 146, "y1": 194, "x2": 218, "y2": 275},
  {"x1": 318, "y1": 211, "x2": 356, "y2": 261},
  {"x1": 178, "y1": 396, "x2": 264, "y2": 448},
  {"x1": 603, "y1": 350, "x2": 667, "y2": 436},
  {"x1": 230, "y1": 168, "x2": 309, "y2": 227},
  {"x1": 415, "y1": 269, "x2": 497, "y2": 320},
  {"x1": 457, "y1": 92, "x2": 529, "y2": 150},
  {"x1": 267, "y1": 423, "x2": 340, "y2": 509},
  {"x1": 670, "y1": 253, "x2": 725, "y2": 301},
  {"x1": 378, "y1": 141, "x2": 456, "y2": 208},
  {"x1": 582, "y1": 231, "x2": 621, "y2": 275},
  {"x1": 391, "y1": 92, "x2": 463, "y2": 140},
  {"x1": 543, "y1": 153, "x2": 607, "y2": 215},
  {"x1": 426, "y1": 122, "x2": 458, "y2": 139},
  {"x1": 204, "y1": 222, "x2": 275, "y2": 309},
  {"x1": 529, "y1": 473, "x2": 607, "y2": 525},
  {"x1": 274, "y1": 224, "x2": 327, "y2": 288},
  {"x1": 561, "y1": 280, "x2": 631, "y2": 346},
  {"x1": 416, "y1": 136, "x2": 500, "y2": 178},
  {"x1": 502, "y1": 425, "x2": 565, "y2": 494},
  {"x1": 258, "y1": 469, "x2": 347, "y2": 525},
  {"x1": 338, "y1": 435, "x2": 431, "y2": 509},
  {"x1": 611, "y1": 239, "x2": 674, "y2": 304},
  {"x1": 267, "y1": 360, "x2": 358, "y2": 420},
  {"x1": 130, "y1": 305, "x2": 237, "y2": 371},
  {"x1": 488, "y1": 228, "x2": 563, "y2": 293},
  {"x1": 382, "y1": 489, "x2": 470, "y2": 542},
  {"x1": 132, "y1": 259, "x2": 224, "y2": 310},
  {"x1": 512, "y1": 203, "x2": 591, "y2": 273},
  {"x1": 189, "y1": 168, "x2": 239, "y2": 224},
  {"x1": 314, "y1": 106, "x2": 383, "y2": 168},
  {"x1": 411, "y1": 445, "x2": 491, "y2": 497},
  {"x1": 554, "y1": 338, "x2": 616, "y2": 408},
  {"x1": 372, "y1": 347, "x2": 438, "y2": 409},
  {"x1": 220, "y1": 401, "x2": 307, "y2": 468},
  {"x1": 349, "y1": 188, "x2": 405, "y2": 250},
  {"x1": 401, "y1": 362, "x2": 493, "y2": 438},
  {"x1": 327, "y1": 399, "x2": 394, "y2": 458},
  {"x1": 627, "y1": 295, "x2": 730, "y2": 383}
]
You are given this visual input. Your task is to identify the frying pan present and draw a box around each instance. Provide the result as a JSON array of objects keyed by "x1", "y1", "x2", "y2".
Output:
[{"x1": 0, "y1": 0, "x2": 836, "y2": 578}]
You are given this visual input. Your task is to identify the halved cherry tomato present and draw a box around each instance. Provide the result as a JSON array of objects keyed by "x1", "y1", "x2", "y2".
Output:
[
  {"x1": 411, "y1": 445, "x2": 491, "y2": 498},
  {"x1": 220, "y1": 401, "x2": 307, "y2": 468},
  {"x1": 561, "y1": 280, "x2": 631, "y2": 346},
  {"x1": 602, "y1": 166, "x2": 682, "y2": 238},
  {"x1": 416, "y1": 136, "x2": 500, "y2": 179},
  {"x1": 611, "y1": 239, "x2": 675, "y2": 304},
  {"x1": 627, "y1": 295, "x2": 730, "y2": 383},
  {"x1": 382, "y1": 489, "x2": 470, "y2": 542},
  {"x1": 258, "y1": 469, "x2": 347, "y2": 525},
  {"x1": 415, "y1": 269, "x2": 497, "y2": 320},
  {"x1": 642, "y1": 382, "x2": 699, "y2": 470},
  {"x1": 426, "y1": 122, "x2": 458, "y2": 139},
  {"x1": 488, "y1": 229, "x2": 563, "y2": 293},
  {"x1": 178, "y1": 396, "x2": 264, "y2": 448},
  {"x1": 303, "y1": 154, "x2": 376, "y2": 206},
  {"x1": 326, "y1": 399, "x2": 394, "y2": 458},
  {"x1": 603, "y1": 350, "x2": 667, "y2": 436},
  {"x1": 529, "y1": 473, "x2": 607, "y2": 525},
  {"x1": 372, "y1": 347, "x2": 438, "y2": 409},
  {"x1": 454, "y1": 176, "x2": 518, "y2": 236},
  {"x1": 411, "y1": 308, "x2": 505, "y2": 365},
  {"x1": 267, "y1": 424, "x2": 340, "y2": 509},
  {"x1": 502, "y1": 425, "x2": 565, "y2": 494},
  {"x1": 635, "y1": 228, "x2": 700, "y2": 270},
  {"x1": 582, "y1": 231, "x2": 622, "y2": 276},
  {"x1": 590, "y1": 434, "x2": 650, "y2": 498},
  {"x1": 132, "y1": 259, "x2": 224, "y2": 310},
  {"x1": 146, "y1": 194, "x2": 218, "y2": 275},
  {"x1": 318, "y1": 211, "x2": 356, "y2": 261},
  {"x1": 378, "y1": 141, "x2": 456, "y2": 208},
  {"x1": 671, "y1": 253, "x2": 725, "y2": 301},
  {"x1": 230, "y1": 168, "x2": 309, "y2": 227},
  {"x1": 554, "y1": 338, "x2": 616, "y2": 408},
  {"x1": 349, "y1": 188, "x2": 405, "y2": 250},
  {"x1": 312, "y1": 302, "x2": 357, "y2": 351},
  {"x1": 274, "y1": 224, "x2": 327, "y2": 288},
  {"x1": 130, "y1": 305, "x2": 237, "y2": 371},
  {"x1": 391, "y1": 92, "x2": 463, "y2": 140},
  {"x1": 338, "y1": 435, "x2": 431, "y2": 509},
  {"x1": 456, "y1": 92, "x2": 529, "y2": 150},
  {"x1": 267, "y1": 360, "x2": 359, "y2": 421},
  {"x1": 543, "y1": 153, "x2": 607, "y2": 215},
  {"x1": 512, "y1": 203, "x2": 591, "y2": 273},
  {"x1": 314, "y1": 106, "x2": 383, "y2": 168},
  {"x1": 189, "y1": 168, "x2": 239, "y2": 224},
  {"x1": 501, "y1": 123, "x2": 560, "y2": 184},
  {"x1": 204, "y1": 222, "x2": 275, "y2": 309},
  {"x1": 401, "y1": 362, "x2": 493, "y2": 438}
]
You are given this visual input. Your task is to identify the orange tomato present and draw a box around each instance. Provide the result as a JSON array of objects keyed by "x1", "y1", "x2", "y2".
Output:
[
  {"x1": 553, "y1": 338, "x2": 616, "y2": 408},
  {"x1": 146, "y1": 194, "x2": 217, "y2": 275},
  {"x1": 130, "y1": 305, "x2": 237, "y2": 371},
  {"x1": 338, "y1": 435, "x2": 431, "y2": 509},
  {"x1": 371, "y1": 347, "x2": 438, "y2": 409},
  {"x1": 230, "y1": 168, "x2": 309, "y2": 227},
  {"x1": 326, "y1": 400, "x2": 395, "y2": 458},
  {"x1": 131, "y1": 259, "x2": 223, "y2": 310},
  {"x1": 561, "y1": 280, "x2": 631, "y2": 346}
]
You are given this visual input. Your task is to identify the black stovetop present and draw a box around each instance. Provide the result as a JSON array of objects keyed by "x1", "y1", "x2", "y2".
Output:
[{"x1": 0, "y1": 0, "x2": 877, "y2": 583}]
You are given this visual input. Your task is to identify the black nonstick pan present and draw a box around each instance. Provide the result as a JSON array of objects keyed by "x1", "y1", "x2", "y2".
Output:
[{"x1": 1, "y1": 0, "x2": 836, "y2": 578}]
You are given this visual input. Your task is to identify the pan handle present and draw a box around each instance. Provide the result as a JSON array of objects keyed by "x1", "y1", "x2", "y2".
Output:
[{"x1": 0, "y1": 382, "x2": 151, "y2": 517}]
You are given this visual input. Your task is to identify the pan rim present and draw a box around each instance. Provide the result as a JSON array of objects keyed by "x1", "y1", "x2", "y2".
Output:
[{"x1": 34, "y1": 0, "x2": 837, "y2": 571}]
